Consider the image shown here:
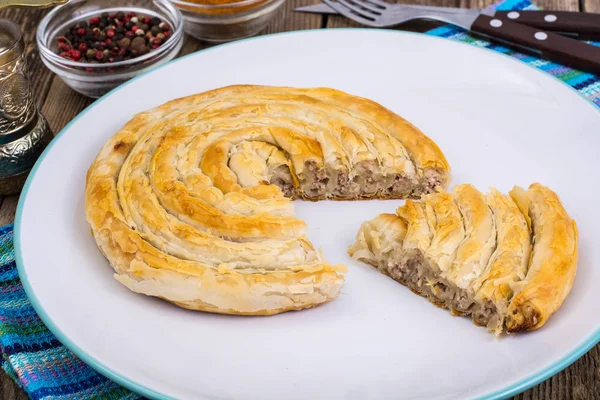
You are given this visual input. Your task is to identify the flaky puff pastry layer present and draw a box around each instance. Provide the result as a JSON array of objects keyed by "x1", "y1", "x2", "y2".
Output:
[
  {"x1": 349, "y1": 183, "x2": 578, "y2": 334},
  {"x1": 85, "y1": 85, "x2": 449, "y2": 315}
]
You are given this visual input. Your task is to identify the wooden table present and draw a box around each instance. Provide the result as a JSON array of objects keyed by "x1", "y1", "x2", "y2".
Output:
[{"x1": 1, "y1": 0, "x2": 599, "y2": 398}]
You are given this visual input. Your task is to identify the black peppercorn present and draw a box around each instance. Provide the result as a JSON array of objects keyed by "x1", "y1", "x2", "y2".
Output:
[{"x1": 57, "y1": 9, "x2": 170, "y2": 64}]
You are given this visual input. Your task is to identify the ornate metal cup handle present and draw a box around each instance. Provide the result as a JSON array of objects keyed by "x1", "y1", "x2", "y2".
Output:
[{"x1": 0, "y1": 0, "x2": 68, "y2": 9}]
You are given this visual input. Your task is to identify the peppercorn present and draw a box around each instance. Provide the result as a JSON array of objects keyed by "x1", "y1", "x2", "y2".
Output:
[
  {"x1": 130, "y1": 36, "x2": 147, "y2": 55},
  {"x1": 70, "y1": 49, "x2": 82, "y2": 61},
  {"x1": 56, "y1": 10, "x2": 170, "y2": 63}
]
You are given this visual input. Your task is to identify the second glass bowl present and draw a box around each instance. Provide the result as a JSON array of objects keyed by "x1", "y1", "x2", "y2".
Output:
[{"x1": 169, "y1": 0, "x2": 285, "y2": 43}]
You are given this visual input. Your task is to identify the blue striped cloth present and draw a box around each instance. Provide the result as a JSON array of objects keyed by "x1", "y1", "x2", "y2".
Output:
[
  {"x1": 2, "y1": 0, "x2": 600, "y2": 398},
  {"x1": 0, "y1": 225, "x2": 141, "y2": 399}
]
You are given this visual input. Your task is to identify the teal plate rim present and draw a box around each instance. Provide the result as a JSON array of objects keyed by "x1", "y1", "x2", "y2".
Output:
[{"x1": 14, "y1": 28, "x2": 600, "y2": 400}]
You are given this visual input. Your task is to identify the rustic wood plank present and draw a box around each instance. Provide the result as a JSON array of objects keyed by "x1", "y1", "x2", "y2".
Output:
[
  {"x1": 0, "y1": 195, "x2": 18, "y2": 227},
  {"x1": 0, "y1": 374, "x2": 28, "y2": 400},
  {"x1": 582, "y1": 0, "x2": 600, "y2": 11},
  {"x1": 265, "y1": 0, "x2": 323, "y2": 33}
]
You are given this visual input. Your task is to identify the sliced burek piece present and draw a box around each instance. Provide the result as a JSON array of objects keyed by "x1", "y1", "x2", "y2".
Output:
[
  {"x1": 471, "y1": 189, "x2": 531, "y2": 333},
  {"x1": 443, "y1": 184, "x2": 496, "y2": 314},
  {"x1": 347, "y1": 213, "x2": 407, "y2": 271},
  {"x1": 424, "y1": 191, "x2": 465, "y2": 274},
  {"x1": 505, "y1": 183, "x2": 578, "y2": 332},
  {"x1": 349, "y1": 183, "x2": 578, "y2": 335}
]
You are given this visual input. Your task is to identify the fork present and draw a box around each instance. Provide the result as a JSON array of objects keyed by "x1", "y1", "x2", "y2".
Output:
[{"x1": 322, "y1": 0, "x2": 600, "y2": 76}]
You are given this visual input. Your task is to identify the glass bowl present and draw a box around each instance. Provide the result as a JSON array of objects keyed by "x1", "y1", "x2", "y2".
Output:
[
  {"x1": 168, "y1": 0, "x2": 285, "y2": 43},
  {"x1": 36, "y1": 0, "x2": 184, "y2": 98}
]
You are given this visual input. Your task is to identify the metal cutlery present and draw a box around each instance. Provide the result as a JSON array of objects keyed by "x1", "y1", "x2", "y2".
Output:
[
  {"x1": 319, "y1": 0, "x2": 600, "y2": 76},
  {"x1": 296, "y1": 2, "x2": 600, "y2": 40}
]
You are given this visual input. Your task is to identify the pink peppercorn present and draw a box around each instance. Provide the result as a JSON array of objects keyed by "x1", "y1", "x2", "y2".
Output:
[
  {"x1": 78, "y1": 42, "x2": 88, "y2": 52},
  {"x1": 106, "y1": 29, "x2": 115, "y2": 38},
  {"x1": 70, "y1": 49, "x2": 82, "y2": 61},
  {"x1": 89, "y1": 17, "x2": 100, "y2": 25}
]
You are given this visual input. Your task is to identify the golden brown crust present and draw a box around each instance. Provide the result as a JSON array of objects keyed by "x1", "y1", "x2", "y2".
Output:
[
  {"x1": 349, "y1": 183, "x2": 578, "y2": 334},
  {"x1": 505, "y1": 184, "x2": 578, "y2": 332},
  {"x1": 86, "y1": 85, "x2": 448, "y2": 316}
]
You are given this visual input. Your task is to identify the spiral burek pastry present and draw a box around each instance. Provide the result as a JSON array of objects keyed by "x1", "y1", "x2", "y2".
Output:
[{"x1": 85, "y1": 85, "x2": 450, "y2": 315}]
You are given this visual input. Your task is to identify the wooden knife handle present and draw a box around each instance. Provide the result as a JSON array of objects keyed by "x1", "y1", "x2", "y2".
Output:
[
  {"x1": 471, "y1": 14, "x2": 600, "y2": 75},
  {"x1": 495, "y1": 10, "x2": 600, "y2": 40}
]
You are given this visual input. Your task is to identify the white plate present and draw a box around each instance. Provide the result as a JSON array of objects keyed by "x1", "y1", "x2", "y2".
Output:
[{"x1": 16, "y1": 29, "x2": 600, "y2": 400}]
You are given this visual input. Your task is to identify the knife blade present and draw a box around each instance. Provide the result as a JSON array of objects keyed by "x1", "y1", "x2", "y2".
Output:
[{"x1": 295, "y1": 3, "x2": 600, "y2": 40}]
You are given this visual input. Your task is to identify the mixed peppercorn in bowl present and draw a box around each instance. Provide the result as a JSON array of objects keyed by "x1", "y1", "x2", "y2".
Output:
[{"x1": 37, "y1": 0, "x2": 184, "y2": 98}]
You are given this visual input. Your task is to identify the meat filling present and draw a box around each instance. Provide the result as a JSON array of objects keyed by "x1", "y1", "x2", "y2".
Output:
[
  {"x1": 382, "y1": 248, "x2": 499, "y2": 330},
  {"x1": 269, "y1": 165, "x2": 296, "y2": 198},
  {"x1": 299, "y1": 160, "x2": 329, "y2": 200}
]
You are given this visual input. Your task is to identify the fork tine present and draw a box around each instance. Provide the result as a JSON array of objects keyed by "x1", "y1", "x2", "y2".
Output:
[
  {"x1": 363, "y1": 0, "x2": 391, "y2": 8},
  {"x1": 348, "y1": 0, "x2": 385, "y2": 14},
  {"x1": 321, "y1": 0, "x2": 380, "y2": 26}
]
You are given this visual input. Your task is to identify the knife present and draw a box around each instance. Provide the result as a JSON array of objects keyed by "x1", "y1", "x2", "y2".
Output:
[{"x1": 295, "y1": 3, "x2": 600, "y2": 40}]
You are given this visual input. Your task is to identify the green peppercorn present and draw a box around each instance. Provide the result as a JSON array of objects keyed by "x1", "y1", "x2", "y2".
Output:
[{"x1": 86, "y1": 48, "x2": 96, "y2": 58}]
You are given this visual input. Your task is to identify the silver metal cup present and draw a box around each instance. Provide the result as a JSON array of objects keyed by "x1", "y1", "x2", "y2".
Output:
[{"x1": 0, "y1": 19, "x2": 52, "y2": 195}]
